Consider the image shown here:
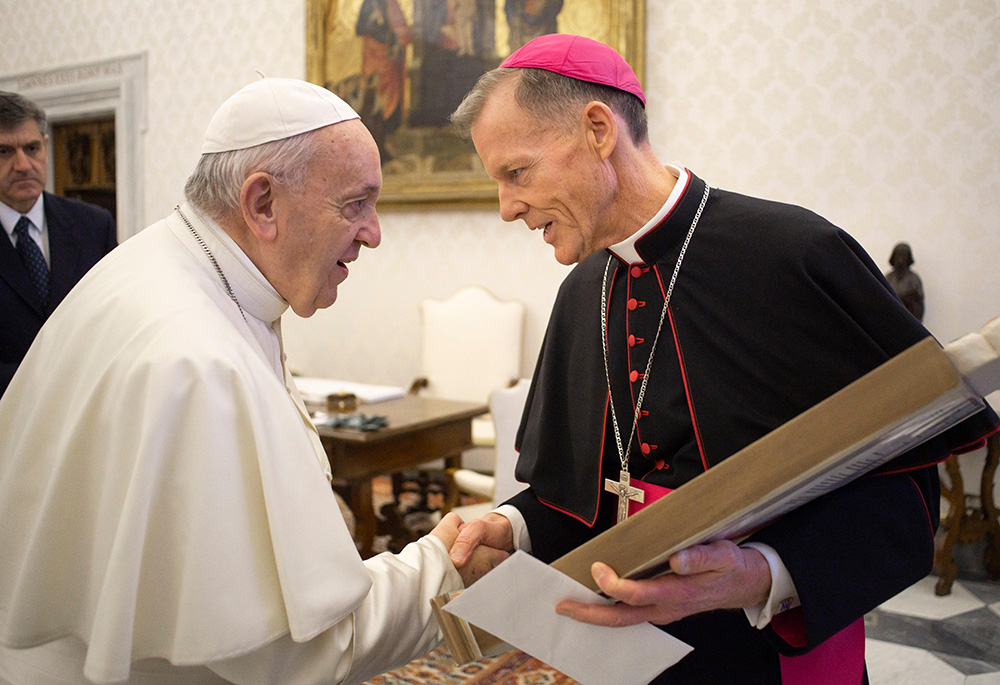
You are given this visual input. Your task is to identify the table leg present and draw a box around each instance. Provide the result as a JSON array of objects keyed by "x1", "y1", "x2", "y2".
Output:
[
  {"x1": 343, "y1": 479, "x2": 376, "y2": 559},
  {"x1": 935, "y1": 455, "x2": 965, "y2": 596}
]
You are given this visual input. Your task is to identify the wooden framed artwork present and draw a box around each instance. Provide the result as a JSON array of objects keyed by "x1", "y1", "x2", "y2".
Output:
[{"x1": 307, "y1": 0, "x2": 646, "y2": 208}]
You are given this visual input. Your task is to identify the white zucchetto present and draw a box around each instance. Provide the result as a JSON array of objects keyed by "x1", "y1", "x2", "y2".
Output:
[{"x1": 201, "y1": 77, "x2": 359, "y2": 154}]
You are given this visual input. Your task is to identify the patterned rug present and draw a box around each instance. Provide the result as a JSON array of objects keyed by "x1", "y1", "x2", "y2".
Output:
[{"x1": 365, "y1": 647, "x2": 577, "y2": 684}]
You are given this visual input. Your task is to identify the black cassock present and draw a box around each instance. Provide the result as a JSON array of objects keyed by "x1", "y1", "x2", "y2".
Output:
[{"x1": 506, "y1": 171, "x2": 998, "y2": 684}]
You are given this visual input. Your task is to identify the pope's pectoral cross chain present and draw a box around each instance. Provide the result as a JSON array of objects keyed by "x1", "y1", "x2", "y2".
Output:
[{"x1": 605, "y1": 469, "x2": 644, "y2": 523}]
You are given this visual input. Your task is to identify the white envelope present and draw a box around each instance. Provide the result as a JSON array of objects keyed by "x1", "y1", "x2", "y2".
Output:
[{"x1": 444, "y1": 550, "x2": 692, "y2": 685}]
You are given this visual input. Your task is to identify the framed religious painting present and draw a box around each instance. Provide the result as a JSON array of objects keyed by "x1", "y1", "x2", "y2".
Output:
[{"x1": 307, "y1": 0, "x2": 646, "y2": 208}]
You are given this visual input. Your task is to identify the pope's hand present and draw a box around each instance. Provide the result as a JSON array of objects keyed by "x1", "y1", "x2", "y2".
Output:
[
  {"x1": 448, "y1": 512, "x2": 514, "y2": 567},
  {"x1": 555, "y1": 540, "x2": 771, "y2": 627},
  {"x1": 431, "y1": 512, "x2": 509, "y2": 586}
]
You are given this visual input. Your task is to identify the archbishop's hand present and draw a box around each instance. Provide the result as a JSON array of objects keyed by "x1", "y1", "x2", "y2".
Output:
[
  {"x1": 555, "y1": 540, "x2": 771, "y2": 627},
  {"x1": 431, "y1": 512, "x2": 509, "y2": 586},
  {"x1": 448, "y1": 512, "x2": 515, "y2": 568}
]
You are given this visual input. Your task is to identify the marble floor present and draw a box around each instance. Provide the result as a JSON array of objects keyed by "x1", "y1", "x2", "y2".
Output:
[{"x1": 866, "y1": 537, "x2": 1000, "y2": 684}]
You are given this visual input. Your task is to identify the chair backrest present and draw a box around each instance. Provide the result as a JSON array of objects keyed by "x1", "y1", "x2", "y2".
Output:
[
  {"x1": 419, "y1": 286, "x2": 525, "y2": 403},
  {"x1": 490, "y1": 378, "x2": 531, "y2": 504}
]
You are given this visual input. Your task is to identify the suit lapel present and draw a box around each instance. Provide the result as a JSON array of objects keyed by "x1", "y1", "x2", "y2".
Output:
[{"x1": 44, "y1": 193, "x2": 83, "y2": 303}]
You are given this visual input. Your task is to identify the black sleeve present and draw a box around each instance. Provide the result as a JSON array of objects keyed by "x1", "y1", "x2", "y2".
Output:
[
  {"x1": 102, "y1": 210, "x2": 118, "y2": 252},
  {"x1": 749, "y1": 463, "x2": 939, "y2": 651},
  {"x1": 505, "y1": 487, "x2": 611, "y2": 563}
]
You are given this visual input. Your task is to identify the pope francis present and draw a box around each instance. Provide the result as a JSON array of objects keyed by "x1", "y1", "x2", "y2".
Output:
[{"x1": 0, "y1": 77, "x2": 504, "y2": 684}]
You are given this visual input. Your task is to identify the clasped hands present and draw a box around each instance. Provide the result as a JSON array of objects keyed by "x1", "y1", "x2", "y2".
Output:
[
  {"x1": 444, "y1": 512, "x2": 772, "y2": 626},
  {"x1": 430, "y1": 512, "x2": 509, "y2": 587}
]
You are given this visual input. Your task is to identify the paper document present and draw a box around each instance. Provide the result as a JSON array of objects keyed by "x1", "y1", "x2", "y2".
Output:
[
  {"x1": 292, "y1": 376, "x2": 405, "y2": 404},
  {"x1": 444, "y1": 551, "x2": 691, "y2": 685}
]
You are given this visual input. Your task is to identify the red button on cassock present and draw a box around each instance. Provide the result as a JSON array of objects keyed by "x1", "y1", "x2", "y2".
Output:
[
  {"x1": 627, "y1": 298, "x2": 638, "y2": 310},
  {"x1": 628, "y1": 335, "x2": 636, "y2": 347},
  {"x1": 629, "y1": 370, "x2": 639, "y2": 382},
  {"x1": 641, "y1": 443, "x2": 651, "y2": 455},
  {"x1": 630, "y1": 266, "x2": 642, "y2": 278}
]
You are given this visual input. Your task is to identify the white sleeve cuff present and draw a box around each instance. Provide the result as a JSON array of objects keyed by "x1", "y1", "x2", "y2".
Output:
[
  {"x1": 493, "y1": 504, "x2": 531, "y2": 553},
  {"x1": 741, "y1": 542, "x2": 800, "y2": 629}
]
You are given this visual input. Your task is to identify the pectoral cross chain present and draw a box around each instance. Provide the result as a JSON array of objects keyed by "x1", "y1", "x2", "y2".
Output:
[{"x1": 605, "y1": 469, "x2": 644, "y2": 523}]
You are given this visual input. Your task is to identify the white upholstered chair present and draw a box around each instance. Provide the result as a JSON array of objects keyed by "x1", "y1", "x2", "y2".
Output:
[
  {"x1": 410, "y1": 285, "x2": 525, "y2": 448},
  {"x1": 451, "y1": 378, "x2": 532, "y2": 520}
]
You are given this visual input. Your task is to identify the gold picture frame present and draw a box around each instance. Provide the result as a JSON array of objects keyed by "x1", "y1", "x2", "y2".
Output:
[{"x1": 307, "y1": 0, "x2": 646, "y2": 209}]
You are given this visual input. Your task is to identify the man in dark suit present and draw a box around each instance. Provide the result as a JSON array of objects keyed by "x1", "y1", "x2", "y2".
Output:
[{"x1": 0, "y1": 91, "x2": 117, "y2": 396}]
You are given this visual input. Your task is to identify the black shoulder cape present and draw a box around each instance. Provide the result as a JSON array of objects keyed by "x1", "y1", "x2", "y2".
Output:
[{"x1": 514, "y1": 171, "x2": 997, "y2": 526}]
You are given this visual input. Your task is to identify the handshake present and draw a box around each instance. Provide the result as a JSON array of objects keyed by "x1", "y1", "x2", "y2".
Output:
[
  {"x1": 428, "y1": 510, "x2": 775, "y2": 629},
  {"x1": 429, "y1": 512, "x2": 515, "y2": 587}
]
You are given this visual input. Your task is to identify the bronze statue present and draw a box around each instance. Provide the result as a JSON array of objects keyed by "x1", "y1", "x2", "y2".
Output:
[{"x1": 886, "y1": 242, "x2": 924, "y2": 322}]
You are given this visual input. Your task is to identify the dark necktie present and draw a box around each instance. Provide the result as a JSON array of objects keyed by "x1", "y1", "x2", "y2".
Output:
[{"x1": 13, "y1": 216, "x2": 49, "y2": 306}]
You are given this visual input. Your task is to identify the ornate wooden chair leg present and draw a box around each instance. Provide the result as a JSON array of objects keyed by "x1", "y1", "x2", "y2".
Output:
[
  {"x1": 981, "y1": 434, "x2": 1000, "y2": 579},
  {"x1": 935, "y1": 455, "x2": 965, "y2": 596}
]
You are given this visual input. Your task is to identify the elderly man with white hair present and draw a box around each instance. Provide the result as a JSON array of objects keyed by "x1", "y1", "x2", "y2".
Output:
[{"x1": 0, "y1": 77, "x2": 504, "y2": 685}]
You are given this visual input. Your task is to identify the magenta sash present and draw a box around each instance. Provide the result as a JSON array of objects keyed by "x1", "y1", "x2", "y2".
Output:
[
  {"x1": 628, "y1": 479, "x2": 673, "y2": 516},
  {"x1": 774, "y1": 613, "x2": 866, "y2": 684}
]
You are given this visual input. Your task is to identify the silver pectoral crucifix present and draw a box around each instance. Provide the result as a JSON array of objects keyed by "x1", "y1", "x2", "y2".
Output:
[{"x1": 605, "y1": 469, "x2": 645, "y2": 523}]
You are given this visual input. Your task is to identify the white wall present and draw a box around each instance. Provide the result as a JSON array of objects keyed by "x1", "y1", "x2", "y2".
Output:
[
  {"x1": 649, "y1": 0, "x2": 1000, "y2": 351},
  {"x1": 2, "y1": 0, "x2": 997, "y2": 389}
]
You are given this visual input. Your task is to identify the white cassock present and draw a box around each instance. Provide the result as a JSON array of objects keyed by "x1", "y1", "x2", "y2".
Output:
[{"x1": 0, "y1": 204, "x2": 463, "y2": 685}]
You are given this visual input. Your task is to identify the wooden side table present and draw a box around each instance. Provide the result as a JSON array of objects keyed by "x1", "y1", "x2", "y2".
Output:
[
  {"x1": 934, "y1": 432, "x2": 1000, "y2": 595},
  {"x1": 317, "y1": 395, "x2": 488, "y2": 558}
]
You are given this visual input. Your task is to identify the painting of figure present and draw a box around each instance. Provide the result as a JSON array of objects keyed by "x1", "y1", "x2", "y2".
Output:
[
  {"x1": 307, "y1": 0, "x2": 644, "y2": 206},
  {"x1": 355, "y1": 0, "x2": 412, "y2": 160}
]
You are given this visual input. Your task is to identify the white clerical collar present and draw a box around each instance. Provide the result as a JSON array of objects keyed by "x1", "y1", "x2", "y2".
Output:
[
  {"x1": 179, "y1": 202, "x2": 288, "y2": 324},
  {"x1": 607, "y1": 165, "x2": 689, "y2": 265},
  {"x1": 1, "y1": 194, "x2": 45, "y2": 242}
]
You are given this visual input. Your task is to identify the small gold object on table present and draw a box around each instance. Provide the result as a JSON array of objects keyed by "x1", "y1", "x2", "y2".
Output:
[{"x1": 325, "y1": 392, "x2": 357, "y2": 413}]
